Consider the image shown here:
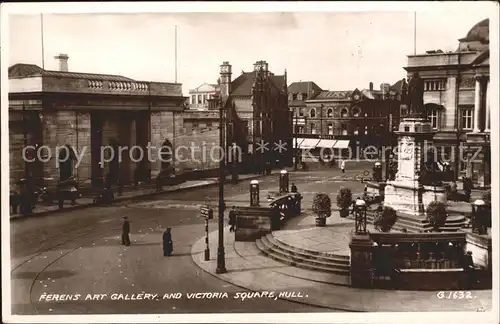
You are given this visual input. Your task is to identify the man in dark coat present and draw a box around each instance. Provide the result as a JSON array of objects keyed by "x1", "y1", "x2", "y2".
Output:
[
  {"x1": 228, "y1": 206, "x2": 237, "y2": 232},
  {"x1": 163, "y1": 228, "x2": 173, "y2": 256},
  {"x1": 290, "y1": 183, "x2": 298, "y2": 193},
  {"x1": 122, "y1": 216, "x2": 131, "y2": 246}
]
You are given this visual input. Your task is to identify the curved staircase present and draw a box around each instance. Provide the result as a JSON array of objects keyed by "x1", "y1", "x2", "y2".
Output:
[{"x1": 256, "y1": 233, "x2": 350, "y2": 276}]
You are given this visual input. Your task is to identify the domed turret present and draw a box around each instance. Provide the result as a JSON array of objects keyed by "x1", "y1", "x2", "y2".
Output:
[{"x1": 457, "y1": 19, "x2": 489, "y2": 52}]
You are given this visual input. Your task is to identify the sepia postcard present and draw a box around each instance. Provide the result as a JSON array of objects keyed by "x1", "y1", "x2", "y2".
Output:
[{"x1": 1, "y1": 2, "x2": 499, "y2": 324}]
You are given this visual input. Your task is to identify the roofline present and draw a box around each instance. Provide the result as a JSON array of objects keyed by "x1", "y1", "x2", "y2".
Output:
[{"x1": 9, "y1": 91, "x2": 188, "y2": 101}]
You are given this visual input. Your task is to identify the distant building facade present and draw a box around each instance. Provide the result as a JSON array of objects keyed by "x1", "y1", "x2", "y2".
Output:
[
  {"x1": 405, "y1": 18, "x2": 490, "y2": 187},
  {"x1": 8, "y1": 54, "x2": 221, "y2": 188},
  {"x1": 188, "y1": 82, "x2": 220, "y2": 110},
  {"x1": 288, "y1": 81, "x2": 403, "y2": 159}
]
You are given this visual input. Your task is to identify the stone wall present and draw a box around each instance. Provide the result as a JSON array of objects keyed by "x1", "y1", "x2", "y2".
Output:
[{"x1": 42, "y1": 111, "x2": 91, "y2": 185}]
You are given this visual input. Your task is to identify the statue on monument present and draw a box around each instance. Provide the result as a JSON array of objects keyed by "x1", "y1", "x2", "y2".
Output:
[{"x1": 408, "y1": 72, "x2": 425, "y2": 118}]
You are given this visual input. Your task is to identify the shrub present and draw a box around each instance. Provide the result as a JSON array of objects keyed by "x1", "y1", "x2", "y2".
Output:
[
  {"x1": 374, "y1": 206, "x2": 398, "y2": 232},
  {"x1": 426, "y1": 201, "x2": 448, "y2": 231},
  {"x1": 312, "y1": 193, "x2": 331, "y2": 218},
  {"x1": 336, "y1": 187, "x2": 352, "y2": 210}
]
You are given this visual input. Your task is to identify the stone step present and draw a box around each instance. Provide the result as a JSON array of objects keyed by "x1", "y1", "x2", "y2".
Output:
[
  {"x1": 256, "y1": 235, "x2": 350, "y2": 275},
  {"x1": 266, "y1": 234, "x2": 350, "y2": 264},
  {"x1": 365, "y1": 212, "x2": 467, "y2": 233},
  {"x1": 260, "y1": 236, "x2": 350, "y2": 272}
]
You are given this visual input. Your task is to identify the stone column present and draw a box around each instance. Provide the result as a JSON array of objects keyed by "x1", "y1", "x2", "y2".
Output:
[
  {"x1": 473, "y1": 77, "x2": 481, "y2": 133},
  {"x1": 485, "y1": 80, "x2": 490, "y2": 132},
  {"x1": 349, "y1": 234, "x2": 374, "y2": 288}
]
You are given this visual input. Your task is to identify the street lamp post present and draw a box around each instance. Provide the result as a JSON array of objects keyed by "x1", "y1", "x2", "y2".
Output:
[
  {"x1": 354, "y1": 199, "x2": 367, "y2": 235},
  {"x1": 289, "y1": 107, "x2": 298, "y2": 170},
  {"x1": 216, "y1": 95, "x2": 227, "y2": 274}
]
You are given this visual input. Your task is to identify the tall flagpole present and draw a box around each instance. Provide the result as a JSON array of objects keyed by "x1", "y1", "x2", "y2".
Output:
[
  {"x1": 175, "y1": 25, "x2": 178, "y2": 83},
  {"x1": 41, "y1": 13, "x2": 45, "y2": 69},
  {"x1": 413, "y1": 11, "x2": 416, "y2": 55}
]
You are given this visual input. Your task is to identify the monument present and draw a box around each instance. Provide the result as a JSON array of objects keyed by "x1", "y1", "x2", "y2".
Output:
[{"x1": 384, "y1": 72, "x2": 447, "y2": 217}]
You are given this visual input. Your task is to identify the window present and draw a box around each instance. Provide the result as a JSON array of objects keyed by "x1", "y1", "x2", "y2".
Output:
[
  {"x1": 297, "y1": 93, "x2": 303, "y2": 100},
  {"x1": 429, "y1": 108, "x2": 440, "y2": 129},
  {"x1": 299, "y1": 108, "x2": 305, "y2": 117},
  {"x1": 302, "y1": 93, "x2": 308, "y2": 101},
  {"x1": 424, "y1": 79, "x2": 446, "y2": 91},
  {"x1": 311, "y1": 123, "x2": 317, "y2": 134},
  {"x1": 202, "y1": 94, "x2": 207, "y2": 104},
  {"x1": 191, "y1": 95, "x2": 196, "y2": 104},
  {"x1": 296, "y1": 125, "x2": 305, "y2": 134},
  {"x1": 198, "y1": 95, "x2": 202, "y2": 104},
  {"x1": 341, "y1": 124, "x2": 348, "y2": 135},
  {"x1": 327, "y1": 124, "x2": 334, "y2": 135},
  {"x1": 341, "y1": 108, "x2": 348, "y2": 118},
  {"x1": 292, "y1": 94, "x2": 297, "y2": 100},
  {"x1": 327, "y1": 108, "x2": 333, "y2": 118},
  {"x1": 352, "y1": 107, "x2": 360, "y2": 117},
  {"x1": 461, "y1": 108, "x2": 474, "y2": 130},
  {"x1": 310, "y1": 108, "x2": 316, "y2": 118}
]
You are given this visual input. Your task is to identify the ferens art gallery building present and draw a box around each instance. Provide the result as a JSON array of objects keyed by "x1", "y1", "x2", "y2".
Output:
[{"x1": 8, "y1": 55, "x2": 222, "y2": 188}]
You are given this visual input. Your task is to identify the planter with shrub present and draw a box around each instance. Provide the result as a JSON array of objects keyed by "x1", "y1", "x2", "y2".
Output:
[
  {"x1": 374, "y1": 206, "x2": 398, "y2": 232},
  {"x1": 336, "y1": 187, "x2": 352, "y2": 218},
  {"x1": 312, "y1": 193, "x2": 331, "y2": 227},
  {"x1": 425, "y1": 201, "x2": 448, "y2": 232}
]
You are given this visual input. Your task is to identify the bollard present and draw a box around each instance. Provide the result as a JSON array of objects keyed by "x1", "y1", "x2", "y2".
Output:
[
  {"x1": 279, "y1": 169, "x2": 289, "y2": 194},
  {"x1": 250, "y1": 180, "x2": 260, "y2": 207}
]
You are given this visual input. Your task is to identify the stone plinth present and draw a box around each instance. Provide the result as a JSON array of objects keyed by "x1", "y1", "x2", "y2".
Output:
[
  {"x1": 349, "y1": 234, "x2": 373, "y2": 288},
  {"x1": 384, "y1": 117, "x2": 447, "y2": 218}
]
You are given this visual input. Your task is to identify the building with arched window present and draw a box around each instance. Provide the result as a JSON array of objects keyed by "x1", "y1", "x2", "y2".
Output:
[
  {"x1": 288, "y1": 80, "x2": 404, "y2": 159},
  {"x1": 405, "y1": 18, "x2": 490, "y2": 187}
]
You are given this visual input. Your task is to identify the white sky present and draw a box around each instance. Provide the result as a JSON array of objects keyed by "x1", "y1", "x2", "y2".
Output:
[{"x1": 5, "y1": 2, "x2": 494, "y2": 95}]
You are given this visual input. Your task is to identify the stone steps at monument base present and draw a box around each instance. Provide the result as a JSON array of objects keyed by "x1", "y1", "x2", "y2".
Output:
[
  {"x1": 256, "y1": 234, "x2": 350, "y2": 276},
  {"x1": 266, "y1": 233, "x2": 350, "y2": 264},
  {"x1": 365, "y1": 212, "x2": 467, "y2": 233}
]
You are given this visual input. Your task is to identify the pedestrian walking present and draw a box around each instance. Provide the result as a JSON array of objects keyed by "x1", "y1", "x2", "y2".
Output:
[
  {"x1": 228, "y1": 206, "x2": 237, "y2": 232},
  {"x1": 163, "y1": 228, "x2": 173, "y2": 256},
  {"x1": 121, "y1": 216, "x2": 131, "y2": 246},
  {"x1": 340, "y1": 160, "x2": 346, "y2": 173}
]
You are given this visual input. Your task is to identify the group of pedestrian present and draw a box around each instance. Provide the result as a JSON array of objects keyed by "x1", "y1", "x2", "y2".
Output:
[{"x1": 120, "y1": 216, "x2": 173, "y2": 257}]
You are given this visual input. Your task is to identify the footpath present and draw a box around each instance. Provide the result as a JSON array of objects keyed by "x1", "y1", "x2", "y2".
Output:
[
  {"x1": 191, "y1": 224, "x2": 492, "y2": 312},
  {"x1": 9, "y1": 173, "x2": 265, "y2": 221}
]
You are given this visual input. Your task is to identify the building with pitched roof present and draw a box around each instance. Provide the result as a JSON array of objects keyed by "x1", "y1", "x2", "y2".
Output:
[
  {"x1": 289, "y1": 80, "x2": 404, "y2": 160},
  {"x1": 405, "y1": 18, "x2": 490, "y2": 187},
  {"x1": 8, "y1": 54, "x2": 225, "y2": 188},
  {"x1": 211, "y1": 60, "x2": 291, "y2": 169}
]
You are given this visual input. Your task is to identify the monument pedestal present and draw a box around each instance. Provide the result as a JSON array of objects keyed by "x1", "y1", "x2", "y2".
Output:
[
  {"x1": 349, "y1": 234, "x2": 374, "y2": 288},
  {"x1": 384, "y1": 118, "x2": 447, "y2": 219}
]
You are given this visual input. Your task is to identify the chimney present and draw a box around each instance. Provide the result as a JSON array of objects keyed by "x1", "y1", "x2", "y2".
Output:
[
  {"x1": 219, "y1": 61, "x2": 232, "y2": 100},
  {"x1": 369, "y1": 82, "x2": 373, "y2": 91},
  {"x1": 54, "y1": 54, "x2": 69, "y2": 72}
]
